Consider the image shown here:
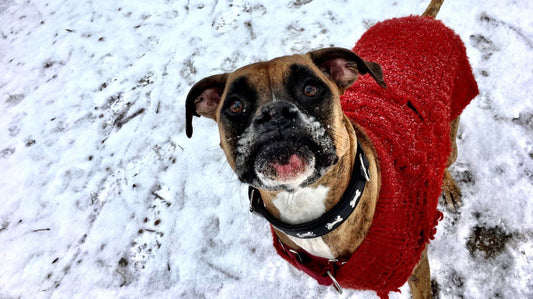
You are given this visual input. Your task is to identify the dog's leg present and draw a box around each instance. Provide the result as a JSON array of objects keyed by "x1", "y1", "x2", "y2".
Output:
[
  {"x1": 408, "y1": 246, "x2": 431, "y2": 299},
  {"x1": 422, "y1": 0, "x2": 444, "y2": 18},
  {"x1": 442, "y1": 169, "x2": 462, "y2": 211},
  {"x1": 446, "y1": 116, "x2": 460, "y2": 167},
  {"x1": 442, "y1": 117, "x2": 462, "y2": 211}
]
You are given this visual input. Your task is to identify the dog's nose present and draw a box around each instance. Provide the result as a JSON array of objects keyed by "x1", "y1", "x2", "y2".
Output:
[{"x1": 254, "y1": 102, "x2": 299, "y2": 130}]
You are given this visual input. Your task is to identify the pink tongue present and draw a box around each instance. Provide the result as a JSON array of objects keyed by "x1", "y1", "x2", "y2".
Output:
[{"x1": 272, "y1": 154, "x2": 306, "y2": 180}]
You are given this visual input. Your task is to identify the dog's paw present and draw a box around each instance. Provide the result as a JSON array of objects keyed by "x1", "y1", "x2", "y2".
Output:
[{"x1": 442, "y1": 169, "x2": 463, "y2": 212}]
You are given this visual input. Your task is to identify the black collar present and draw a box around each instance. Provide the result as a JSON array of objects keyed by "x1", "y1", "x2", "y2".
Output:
[{"x1": 248, "y1": 142, "x2": 370, "y2": 239}]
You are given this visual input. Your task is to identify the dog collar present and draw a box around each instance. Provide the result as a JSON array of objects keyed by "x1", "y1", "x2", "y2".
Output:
[{"x1": 248, "y1": 141, "x2": 370, "y2": 239}]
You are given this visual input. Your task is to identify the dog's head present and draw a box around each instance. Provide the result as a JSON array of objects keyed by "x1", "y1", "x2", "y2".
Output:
[{"x1": 186, "y1": 48, "x2": 385, "y2": 191}]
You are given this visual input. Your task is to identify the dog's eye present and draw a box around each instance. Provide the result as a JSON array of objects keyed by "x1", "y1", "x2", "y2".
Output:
[
  {"x1": 228, "y1": 99, "x2": 244, "y2": 114},
  {"x1": 303, "y1": 84, "x2": 318, "y2": 97}
]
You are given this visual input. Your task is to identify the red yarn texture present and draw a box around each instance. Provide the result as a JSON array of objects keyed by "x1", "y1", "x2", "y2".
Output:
[{"x1": 272, "y1": 16, "x2": 478, "y2": 298}]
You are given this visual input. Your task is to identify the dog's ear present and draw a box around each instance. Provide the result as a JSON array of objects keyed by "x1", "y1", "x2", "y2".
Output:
[
  {"x1": 307, "y1": 47, "x2": 386, "y2": 93},
  {"x1": 185, "y1": 73, "x2": 229, "y2": 138}
]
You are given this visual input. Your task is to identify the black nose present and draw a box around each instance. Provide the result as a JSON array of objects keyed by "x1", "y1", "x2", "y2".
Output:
[{"x1": 254, "y1": 102, "x2": 299, "y2": 130}]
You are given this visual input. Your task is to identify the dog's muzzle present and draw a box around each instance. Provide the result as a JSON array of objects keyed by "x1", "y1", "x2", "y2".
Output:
[{"x1": 236, "y1": 101, "x2": 338, "y2": 190}]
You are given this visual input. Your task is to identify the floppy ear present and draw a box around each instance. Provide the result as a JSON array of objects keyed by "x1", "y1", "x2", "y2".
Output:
[
  {"x1": 185, "y1": 73, "x2": 228, "y2": 138},
  {"x1": 307, "y1": 47, "x2": 386, "y2": 93}
]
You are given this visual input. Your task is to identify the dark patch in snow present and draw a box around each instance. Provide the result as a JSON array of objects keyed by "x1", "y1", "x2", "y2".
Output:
[
  {"x1": 479, "y1": 12, "x2": 533, "y2": 48},
  {"x1": 454, "y1": 168, "x2": 475, "y2": 186},
  {"x1": 180, "y1": 59, "x2": 197, "y2": 85},
  {"x1": 24, "y1": 137, "x2": 36, "y2": 147},
  {"x1": 5, "y1": 93, "x2": 24, "y2": 106},
  {"x1": 114, "y1": 107, "x2": 145, "y2": 128},
  {"x1": 470, "y1": 34, "x2": 499, "y2": 60},
  {"x1": 512, "y1": 111, "x2": 533, "y2": 132},
  {"x1": 136, "y1": 73, "x2": 154, "y2": 87},
  {"x1": 98, "y1": 82, "x2": 107, "y2": 91},
  {"x1": 204, "y1": 259, "x2": 240, "y2": 281},
  {"x1": 466, "y1": 226, "x2": 512, "y2": 259},
  {"x1": 118, "y1": 257, "x2": 128, "y2": 267},
  {"x1": 288, "y1": 0, "x2": 313, "y2": 8},
  {"x1": 430, "y1": 279, "x2": 441, "y2": 298},
  {"x1": 0, "y1": 147, "x2": 15, "y2": 158}
]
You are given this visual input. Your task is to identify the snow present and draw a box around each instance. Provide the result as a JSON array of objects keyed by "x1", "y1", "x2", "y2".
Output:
[{"x1": 1, "y1": 0, "x2": 532, "y2": 298}]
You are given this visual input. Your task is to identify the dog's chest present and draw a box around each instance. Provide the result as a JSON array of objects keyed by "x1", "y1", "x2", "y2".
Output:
[{"x1": 272, "y1": 185, "x2": 335, "y2": 259}]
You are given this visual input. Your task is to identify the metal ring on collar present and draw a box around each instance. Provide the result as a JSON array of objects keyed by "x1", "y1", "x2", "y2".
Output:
[{"x1": 326, "y1": 270, "x2": 343, "y2": 294}]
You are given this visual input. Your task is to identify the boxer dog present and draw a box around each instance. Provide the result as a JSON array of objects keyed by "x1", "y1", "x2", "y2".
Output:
[{"x1": 184, "y1": 0, "x2": 478, "y2": 298}]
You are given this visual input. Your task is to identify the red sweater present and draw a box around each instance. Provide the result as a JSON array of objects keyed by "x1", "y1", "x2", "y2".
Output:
[{"x1": 273, "y1": 16, "x2": 478, "y2": 298}]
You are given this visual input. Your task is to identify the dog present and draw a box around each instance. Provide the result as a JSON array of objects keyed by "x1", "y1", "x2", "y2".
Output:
[{"x1": 184, "y1": 0, "x2": 478, "y2": 297}]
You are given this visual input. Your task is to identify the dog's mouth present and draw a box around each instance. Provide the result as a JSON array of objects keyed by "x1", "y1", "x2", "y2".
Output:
[
  {"x1": 240, "y1": 133, "x2": 338, "y2": 190},
  {"x1": 270, "y1": 154, "x2": 309, "y2": 180},
  {"x1": 254, "y1": 142, "x2": 316, "y2": 188}
]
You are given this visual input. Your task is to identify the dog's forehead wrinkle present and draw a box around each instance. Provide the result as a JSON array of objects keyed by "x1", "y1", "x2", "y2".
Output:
[{"x1": 232, "y1": 63, "x2": 282, "y2": 105}]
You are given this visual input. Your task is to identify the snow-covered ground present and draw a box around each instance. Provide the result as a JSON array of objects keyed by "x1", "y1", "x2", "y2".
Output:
[{"x1": 1, "y1": 0, "x2": 532, "y2": 298}]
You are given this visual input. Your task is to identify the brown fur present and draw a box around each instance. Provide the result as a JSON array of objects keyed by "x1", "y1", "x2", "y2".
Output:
[
  {"x1": 422, "y1": 0, "x2": 444, "y2": 18},
  {"x1": 409, "y1": 246, "x2": 432, "y2": 299}
]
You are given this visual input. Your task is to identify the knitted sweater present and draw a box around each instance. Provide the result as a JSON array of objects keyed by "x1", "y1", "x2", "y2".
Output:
[{"x1": 273, "y1": 16, "x2": 478, "y2": 298}]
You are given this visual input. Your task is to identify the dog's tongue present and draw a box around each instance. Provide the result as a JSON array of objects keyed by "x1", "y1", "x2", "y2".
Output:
[{"x1": 271, "y1": 154, "x2": 306, "y2": 180}]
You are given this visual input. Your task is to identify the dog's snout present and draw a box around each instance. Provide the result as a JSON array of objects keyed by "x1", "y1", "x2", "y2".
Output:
[{"x1": 254, "y1": 102, "x2": 299, "y2": 129}]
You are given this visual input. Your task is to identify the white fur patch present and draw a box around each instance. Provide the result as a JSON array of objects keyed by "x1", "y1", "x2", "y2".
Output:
[
  {"x1": 272, "y1": 185, "x2": 330, "y2": 224},
  {"x1": 272, "y1": 185, "x2": 335, "y2": 259}
]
